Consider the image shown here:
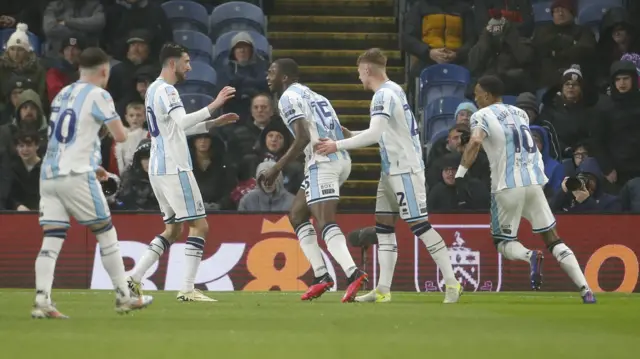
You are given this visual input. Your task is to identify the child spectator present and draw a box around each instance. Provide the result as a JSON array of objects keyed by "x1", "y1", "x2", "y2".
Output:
[{"x1": 115, "y1": 102, "x2": 148, "y2": 174}]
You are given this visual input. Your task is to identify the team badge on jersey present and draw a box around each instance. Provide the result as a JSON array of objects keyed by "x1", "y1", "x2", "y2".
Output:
[{"x1": 165, "y1": 87, "x2": 181, "y2": 107}]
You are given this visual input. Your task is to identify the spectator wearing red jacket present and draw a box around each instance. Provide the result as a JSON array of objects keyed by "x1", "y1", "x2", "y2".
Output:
[{"x1": 45, "y1": 35, "x2": 84, "y2": 103}]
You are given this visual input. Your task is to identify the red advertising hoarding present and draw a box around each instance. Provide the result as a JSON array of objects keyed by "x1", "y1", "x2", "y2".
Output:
[{"x1": 0, "y1": 213, "x2": 637, "y2": 293}]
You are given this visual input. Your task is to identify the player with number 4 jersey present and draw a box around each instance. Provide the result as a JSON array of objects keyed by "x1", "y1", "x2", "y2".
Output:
[
  {"x1": 456, "y1": 75, "x2": 595, "y2": 303},
  {"x1": 262, "y1": 58, "x2": 368, "y2": 303},
  {"x1": 316, "y1": 49, "x2": 462, "y2": 304},
  {"x1": 35, "y1": 47, "x2": 153, "y2": 319},
  {"x1": 125, "y1": 43, "x2": 238, "y2": 303}
]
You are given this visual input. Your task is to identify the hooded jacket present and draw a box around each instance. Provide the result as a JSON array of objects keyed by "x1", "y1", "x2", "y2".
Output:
[
  {"x1": 117, "y1": 139, "x2": 158, "y2": 210},
  {"x1": 188, "y1": 133, "x2": 236, "y2": 210},
  {"x1": 13, "y1": 89, "x2": 48, "y2": 156},
  {"x1": 551, "y1": 157, "x2": 620, "y2": 212},
  {"x1": 530, "y1": 125, "x2": 564, "y2": 193},
  {"x1": 592, "y1": 60, "x2": 640, "y2": 178},
  {"x1": 238, "y1": 161, "x2": 295, "y2": 212},
  {"x1": 596, "y1": 7, "x2": 640, "y2": 87}
]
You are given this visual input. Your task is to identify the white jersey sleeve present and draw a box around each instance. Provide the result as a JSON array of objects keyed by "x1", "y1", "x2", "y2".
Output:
[
  {"x1": 90, "y1": 90, "x2": 120, "y2": 123},
  {"x1": 470, "y1": 111, "x2": 490, "y2": 137},
  {"x1": 370, "y1": 88, "x2": 393, "y2": 119},
  {"x1": 160, "y1": 85, "x2": 184, "y2": 113},
  {"x1": 278, "y1": 91, "x2": 307, "y2": 126}
]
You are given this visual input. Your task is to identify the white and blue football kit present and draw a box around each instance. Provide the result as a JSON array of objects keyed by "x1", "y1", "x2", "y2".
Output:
[
  {"x1": 471, "y1": 103, "x2": 556, "y2": 240},
  {"x1": 373, "y1": 81, "x2": 427, "y2": 223},
  {"x1": 145, "y1": 78, "x2": 205, "y2": 223},
  {"x1": 278, "y1": 83, "x2": 351, "y2": 205},
  {"x1": 39, "y1": 82, "x2": 119, "y2": 227}
]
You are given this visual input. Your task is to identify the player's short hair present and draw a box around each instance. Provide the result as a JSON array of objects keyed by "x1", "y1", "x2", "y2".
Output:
[
  {"x1": 126, "y1": 102, "x2": 144, "y2": 113},
  {"x1": 274, "y1": 58, "x2": 299, "y2": 80},
  {"x1": 477, "y1": 75, "x2": 505, "y2": 97},
  {"x1": 78, "y1": 47, "x2": 109, "y2": 69},
  {"x1": 357, "y1": 48, "x2": 387, "y2": 68},
  {"x1": 159, "y1": 42, "x2": 188, "y2": 65}
]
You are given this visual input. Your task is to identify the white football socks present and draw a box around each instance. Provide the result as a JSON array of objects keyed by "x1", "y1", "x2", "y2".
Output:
[
  {"x1": 94, "y1": 225, "x2": 130, "y2": 299},
  {"x1": 550, "y1": 241, "x2": 589, "y2": 291},
  {"x1": 183, "y1": 236, "x2": 205, "y2": 293},
  {"x1": 131, "y1": 236, "x2": 170, "y2": 283},
  {"x1": 295, "y1": 222, "x2": 328, "y2": 278},
  {"x1": 414, "y1": 223, "x2": 458, "y2": 287},
  {"x1": 376, "y1": 232, "x2": 398, "y2": 294},
  {"x1": 497, "y1": 241, "x2": 532, "y2": 262},
  {"x1": 35, "y1": 230, "x2": 65, "y2": 305},
  {"x1": 322, "y1": 223, "x2": 357, "y2": 278}
]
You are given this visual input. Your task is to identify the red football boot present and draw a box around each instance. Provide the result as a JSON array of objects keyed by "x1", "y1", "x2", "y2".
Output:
[
  {"x1": 342, "y1": 269, "x2": 368, "y2": 303},
  {"x1": 301, "y1": 273, "x2": 334, "y2": 301}
]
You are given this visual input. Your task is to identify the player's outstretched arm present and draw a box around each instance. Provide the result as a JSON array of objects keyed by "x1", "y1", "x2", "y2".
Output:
[
  {"x1": 172, "y1": 86, "x2": 236, "y2": 131},
  {"x1": 183, "y1": 113, "x2": 240, "y2": 136},
  {"x1": 316, "y1": 115, "x2": 386, "y2": 155},
  {"x1": 106, "y1": 119, "x2": 127, "y2": 143}
]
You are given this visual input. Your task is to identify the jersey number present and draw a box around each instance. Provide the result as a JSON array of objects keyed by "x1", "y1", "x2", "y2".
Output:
[
  {"x1": 314, "y1": 100, "x2": 336, "y2": 130},
  {"x1": 48, "y1": 109, "x2": 77, "y2": 144},
  {"x1": 403, "y1": 104, "x2": 419, "y2": 137},
  {"x1": 146, "y1": 106, "x2": 160, "y2": 137},
  {"x1": 508, "y1": 124, "x2": 536, "y2": 153}
]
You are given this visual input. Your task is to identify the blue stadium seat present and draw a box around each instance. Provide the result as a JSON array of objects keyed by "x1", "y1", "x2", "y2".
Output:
[
  {"x1": 430, "y1": 128, "x2": 449, "y2": 143},
  {"x1": 578, "y1": 0, "x2": 624, "y2": 11},
  {"x1": 162, "y1": 1, "x2": 209, "y2": 33},
  {"x1": 209, "y1": 1, "x2": 266, "y2": 40},
  {"x1": 175, "y1": 62, "x2": 217, "y2": 95},
  {"x1": 423, "y1": 97, "x2": 465, "y2": 142},
  {"x1": 532, "y1": 2, "x2": 553, "y2": 24},
  {"x1": 502, "y1": 95, "x2": 517, "y2": 106},
  {"x1": 418, "y1": 64, "x2": 470, "y2": 107},
  {"x1": 173, "y1": 30, "x2": 213, "y2": 65},
  {"x1": 181, "y1": 93, "x2": 213, "y2": 114},
  {"x1": 0, "y1": 28, "x2": 41, "y2": 55},
  {"x1": 212, "y1": 30, "x2": 269, "y2": 68},
  {"x1": 578, "y1": 3, "x2": 624, "y2": 40}
]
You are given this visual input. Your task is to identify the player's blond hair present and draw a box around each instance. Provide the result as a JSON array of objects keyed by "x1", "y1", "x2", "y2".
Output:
[{"x1": 357, "y1": 48, "x2": 387, "y2": 69}]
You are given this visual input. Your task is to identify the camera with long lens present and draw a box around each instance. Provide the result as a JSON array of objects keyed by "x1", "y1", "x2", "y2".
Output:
[{"x1": 565, "y1": 174, "x2": 588, "y2": 192}]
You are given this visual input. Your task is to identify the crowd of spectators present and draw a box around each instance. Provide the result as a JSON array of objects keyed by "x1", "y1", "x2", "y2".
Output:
[
  {"x1": 2, "y1": 0, "x2": 640, "y2": 215},
  {"x1": 0, "y1": 0, "x2": 304, "y2": 213},
  {"x1": 407, "y1": 0, "x2": 640, "y2": 213}
]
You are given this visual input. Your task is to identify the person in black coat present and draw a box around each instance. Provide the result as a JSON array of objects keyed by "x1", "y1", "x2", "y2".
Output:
[
  {"x1": 428, "y1": 153, "x2": 490, "y2": 212},
  {"x1": 117, "y1": 139, "x2": 159, "y2": 210}
]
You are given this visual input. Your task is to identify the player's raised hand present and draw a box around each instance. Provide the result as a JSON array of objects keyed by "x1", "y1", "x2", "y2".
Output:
[
  {"x1": 211, "y1": 86, "x2": 236, "y2": 109},
  {"x1": 315, "y1": 138, "x2": 338, "y2": 155},
  {"x1": 211, "y1": 113, "x2": 239, "y2": 127}
]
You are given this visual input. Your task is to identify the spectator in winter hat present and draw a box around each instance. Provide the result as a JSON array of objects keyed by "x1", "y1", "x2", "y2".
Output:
[
  {"x1": 532, "y1": 0, "x2": 596, "y2": 88},
  {"x1": 596, "y1": 7, "x2": 640, "y2": 91},
  {"x1": 45, "y1": 34, "x2": 85, "y2": 103},
  {"x1": 591, "y1": 60, "x2": 640, "y2": 189},
  {"x1": 108, "y1": 29, "x2": 157, "y2": 105},
  {"x1": 537, "y1": 65, "x2": 599, "y2": 157},
  {"x1": 0, "y1": 23, "x2": 46, "y2": 110},
  {"x1": 428, "y1": 152, "x2": 490, "y2": 212},
  {"x1": 0, "y1": 74, "x2": 35, "y2": 126}
]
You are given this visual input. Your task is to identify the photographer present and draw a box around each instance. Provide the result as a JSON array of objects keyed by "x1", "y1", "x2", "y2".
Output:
[{"x1": 551, "y1": 157, "x2": 621, "y2": 212}]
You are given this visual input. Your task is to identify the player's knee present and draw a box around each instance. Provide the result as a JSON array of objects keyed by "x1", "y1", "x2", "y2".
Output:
[
  {"x1": 189, "y1": 218, "x2": 209, "y2": 237},
  {"x1": 43, "y1": 227, "x2": 68, "y2": 240},
  {"x1": 162, "y1": 224, "x2": 183, "y2": 243},
  {"x1": 90, "y1": 221, "x2": 113, "y2": 235},
  {"x1": 409, "y1": 220, "x2": 432, "y2": 237},
  {"x1": 288, "y1": 210, "x2": 308, "y2": 230}
]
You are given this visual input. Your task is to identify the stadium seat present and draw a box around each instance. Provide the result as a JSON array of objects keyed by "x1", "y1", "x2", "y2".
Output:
[
  {"x1": 212, "y1": 30, "x2": 270, "y2": 68},
  {"x1": 173, "y1": 30, "x2": 213, "y2": 65},
  {"x1": 423, "y1": 97, "x2": 465, "y2": 142},
  {"x1": 532, "y1": 2, "x2": 553, "y2": 24},
  {"x1": 577, "y1": 3, "x2": 624, "y2": 40},
  {"x1": 209, "y1": 1, "x2": 266, "y2": 40},
  {"x1": 161, "y1": 1, "x2": 209, "y2": 33},
  {"x1": 175, "y1": 62, "x2": 217, "y2": 94},
  {"x1": 430, "y1": 128, "x2": 449, "y2": 143},
  {"x1": 502, "y1": 95, "x2": 517, "y2": 106},
  {"x1": 0, "y1": 28, "x2": 41, "y2": 55},
  {"x1": 577, "y1": 0, "x2": 624, "y2": 11},
  {"x1": 181, "y1": 93, "x2": 213, "y2": 114},
  {"x1": 418, "y1": 64, "x2": 470, "y2": 107}
]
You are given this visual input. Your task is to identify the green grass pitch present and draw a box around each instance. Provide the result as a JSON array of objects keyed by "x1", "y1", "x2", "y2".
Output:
[{"x1": 0, "y1": 290, "x2": 637, "y2": 359}]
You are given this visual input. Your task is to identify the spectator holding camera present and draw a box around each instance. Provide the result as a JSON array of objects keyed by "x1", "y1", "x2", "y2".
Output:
[{"x1": 551, "y1": 157, "x2": 620, "y2": 212}]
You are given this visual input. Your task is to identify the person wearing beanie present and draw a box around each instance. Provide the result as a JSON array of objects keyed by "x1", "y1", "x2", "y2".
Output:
[
  {"x1": 107, "y1": 28, "x2": 155, "y2": 105},
  {"x1": 537, "y1": 65, "x2": 599, "y2": 158},
  {"x1": 42, "y1": 0, "x2": 105, "y2": 56},
  {"x1": 473, "y1": 0, "x2": 535, "y2": 38},
  {"x1": 532, "y1": 0, "x2": 596, "y2": 88},
  {"x1": 596, "y1": 7, "x2": 640, "y2": 90},
  {"x1": 453, "y1": 101, "x2": 478, "y2": 128},
  {"x1": 591, "y1": 60, "x2": 640, "y2": 190},
  {"x1": 45, "y1": 34, "x2": 85, "y2": 103},
  {"x1": 0, "y1": 23, "x2": 46, "y2": 110}
]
